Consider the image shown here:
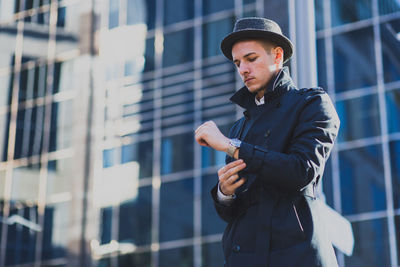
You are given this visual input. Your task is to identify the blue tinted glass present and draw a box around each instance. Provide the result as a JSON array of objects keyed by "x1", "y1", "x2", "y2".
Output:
[
  {"x1": 339, "y1": 145, "x2": 386, "y2": 215},
  {"x1": 315, "y1": 0, "x2": 324, "y2": 31},
  {"x1": 118, "y1": 252, "x2": 151, "y2": 267},
  {"x1": 41, "y1": 204, "x2": 68, "y2": 260},
  {"x1": 386, "y1": 89, "x2": 400, "y2": 133},
  {"x1": 201, "y1": 147, "x2": 226, "y2": 168},
  {"x1": 144, "y1": 37, "x2": 155, "y2": 72},
  {"x1": 381, "y1": 18, "x2": 400, "y2": 83},
  {"x1": 379, "y1": 0, "x2": 400, "y2": 15},
  {"x1": 163, "y1": 28, "x2": 194, "y2": 67},
  {"x1": 103, "y1": 148, "x2": 115, "y2": 168},
  {"x1": 321, "y1": 157, "x2": 334, "y2": 207},
  {"x1": 161, "y1": 133, "x2": 193, "y2": 175},
  {"x1": 202, "y1": 174, "x2": 226, "y2": 236},
  {"x1": 316, "y1": 39, "x2": 327, "y2": 89},
  {"x1": 202, "y1": 17, "x2": 234, "y2": 58},
  {"x1": 202, "y1": 242, "x2": 224, "y2": 267},
  {"x1": 396, "y1": 216, "x2": 400, "y2": 264},
  {"x1": 164, "y1": 0, "x2": 194, "y2": 25},
  {"x1": 127, "y1": 0, "x2": 146, "y2": 25},
  {"x1": 5, "y1": 206, "x2": 37, "y2": 265},
  {"x1": 159, "y1": 246, "x2": 193, "y2": 267},
  {"x1": 203, "y1": 0, "x2": 234, "y2": 15},
  {"x1": 345, "y1": 218, "x2": 390, "y2": 266},
  {"x1": 118, "y1": 186, "x2": 152, "y2": 245},
  {"x1": 159, "y1": 179, "x2": 193, "y2": 242},
  {"x1": 333, "y1": 27, "x2": 376, "y2": 92},
  {"x1": 121, "y1": 140, "x2": 153, "y2": 178},
  {"x1": 389, "y1": 141, "x2": 400, "y2": 209},
  {"x1": 331, "y1": 0, "x2": 372, "y2": 26},
  {"x1": 336, "y1": 94, "x2": 381, "y2": 142},
  {"x1": 100, "y1": 207, "x2": 113, "y2": 244},
  {"x1": 243, "y1": 0, "x2": 256, "y2": 4},
  {"x1": 108, "y1": 0, "x2": 119, "y2": 29}
]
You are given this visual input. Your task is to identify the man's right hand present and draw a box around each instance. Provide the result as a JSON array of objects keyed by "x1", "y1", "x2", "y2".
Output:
[{"x1": 218, "y1": 159, "x2": 247, "y2": 196}]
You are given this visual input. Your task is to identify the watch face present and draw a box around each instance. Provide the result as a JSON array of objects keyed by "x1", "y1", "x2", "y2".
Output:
[{"x1": 231, "y1": 139, "x2": 241, "y2": 147}]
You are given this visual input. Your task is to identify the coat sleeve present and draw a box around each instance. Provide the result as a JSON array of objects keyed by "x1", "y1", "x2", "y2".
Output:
[{"x1": 238, "y1": 90, "x2": 340, "y2": 193}]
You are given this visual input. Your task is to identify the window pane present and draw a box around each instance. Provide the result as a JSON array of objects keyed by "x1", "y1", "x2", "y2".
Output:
[
  {"x1": 389, "y1": 140, "x2": 400, "y2": 209},
  {"x1": 127, "y1": 0, "x2": 146, "y2": 26},
  {"x1": 336, "y1": 94, "x2": 381, "y2": 142},
  {"x1": 339, "y1": 145, "x2": 386, "y2": 215},
  {"x1": 202, "y1": 242, "x2": 224, "y2": 267},
  {"x1": 161, "y1": 133, "x2": 193, "y2": 175},
  {"x1": 160, "y1": 179, "x2": 193, "y2": 242},
  {"x1": 144, "y1": 37, "x2": 155, "y2": 72},
  {"x1": 159, "y1": 246, "x2": 193, "y2": 267},
  {"x1": 386, "y1": 89, "x2": 400, "y2": 134},
  {"x1": 321, "y1": 157, "x2": 334, "y2": 207},
  {"x1": 0, "y1": 73, "x2": 11, "y2": 107},
  {"x1": 203, "y1": 0, "x2": 234, "y2": 15},
  {"x1": 163, "y1": 28, "x2": 194, "y2": 68},
  {"x1": 118, "y1": 186, "x2": 152, "y2": 246},
  {"x1": 380, "y1": 18, "x2": 400, "y2": 83},
  {"x1": 345, "y1": 218, "x2": 390, "y2": 267},
  {"x1": 202, "y1": 17, "x2": 234, "y2": 59},
  {"x1": 202, "y1": 174, "x2": 226, "y2": 236},
  {"x1": 331, "y1": 0, "x2": 372, "y2": 26},
  {"x1": 379, "y1": 0, "x2": 400, "y2": 15},
  {"x1": 108, "y1": 0, "x2": 119, "y2": 29},
  {"x1": 316, "y1": 39, "x2": 327, "y2": 89},
  {"x1": 164, "y1": 0, "x2": 194, "y2": 25},
  {"x1": 121, "y1": 140, "x2": 153, "y2": 178},
  {"x1": 47, "y1": 158, "x2": 73, "y2": 198},
  {"x1": 100, "y1": 207, "x2": 113, "y2": 245},
  {"x1": 396, "y1": 216, "x2": 400, "y2": 264},
  {"x1": 144, "y1": 0, "x2": 156, "y2": 30},
  {"x1": 11, "y1": 164, "x2": 40, "y2": 203},
  {"x1": 315, "y1": 0, "x2": 324, "y2": 31},
  {"x1": 41, "y1": 202, "x2": 69, "y2": 260},
  {"x1": 103, "y1": 148, "x2": 116, "y2": 168},
  {"x1": 49, "y1": 100, "x2": 74, "y2": 152},
  {"x1": 118, "y1": 252, "x2": 151, "y2": 267},
  {"x1": 333, "y1": 27, "x2": 376, "y2": 92}
]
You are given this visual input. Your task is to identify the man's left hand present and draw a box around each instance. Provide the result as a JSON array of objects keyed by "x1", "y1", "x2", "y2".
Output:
[{"x1": 195, "y1": 121, "x2": 230, "y2": 152}]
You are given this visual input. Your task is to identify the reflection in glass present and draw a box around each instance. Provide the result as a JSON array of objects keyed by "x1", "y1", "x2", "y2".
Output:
[
  {"x1": 380, "y1": 19, "x2": 400, "y2": 83},
  {"x1": 315, "y1": 0, "x2": 324, "y2": 31},
  {"x1": 339, "y1": 145, "x2": 386, "y2": 215},
  {"x1": 336, "y1": 94, "x2": 380, "y2": 142},
  {"x1": 203, "y1": 0, "x2": 234, "y2": 15},
  {"x1": 144, "y1": 0, "x2": 156, "y2": 30},
  {"x1": 41, "y1": 202, "x2": 69, "y2": 260},
  {"x1": 202, "y1": 242, "x2": 224, "y2": 267},
  {"x1": 379, "y1": 0, "x2": 400, "y2": 15},
  {"x1": 47, "y1": 158, "x2": 72, "y2": 199},
  {"x1": 389, "y1": 141, "x2": 400, "y2": 209},
  {"x1": 202, "y1": 174, "x2": 225, "y2": 236},
  {"x1": 0, "y1": 73, "x2": 11, "y2": 107},
  {"x1": 333, "y1": 27, "x2": 376, "y2": 92},
  {"x1": 163, "y1": 28, "x2": 194, "y2": 68},
  {"x1": 100, "y1": 207, "x2": 113, "y2": 245},
  {"x1": 396, "y1": 216, "x2": 400, "y2": 264},
  {"x1": 161, "y1": 133, "x2": 193, "y2": 175},
  {"x1": 164, "y1": 0, "x2": 194, "y2": 25},
  {"x1": 144, "y1": 37, "x2": 155, "y2": 72},
  {"x1": 159, "y1": 246, "x2": 193, "y2": 267},
  {"x1": 202, "y1": 18, "x2": 234, "y2": 59},
  {"x1": 386, "y1": 89, "x2": 400, "y2": 133},
  {"x1": 108, "y1": 0, "x2": 119, "y2": 29},
  {"x1": 331, "y1": 0, "x2": 372, "y2": 26},
  {"x1": 344, "y1": 218, "x2": 390, "y2": 267},
  {"x1": 103, "y1": 148, "x2": 116, "y2": 168},
  {"x1": 127, "y1": 0, "x2": 147, "y2": 26},
  {"x1": 49, "y1": 100, "x2": 74, "y2": 152},
  {"x1": 118, "y1": 186, "x2": 152, "y2": 246},
  {"x1": 160, "y1": 179, "x2": 193, "y2": 242}
]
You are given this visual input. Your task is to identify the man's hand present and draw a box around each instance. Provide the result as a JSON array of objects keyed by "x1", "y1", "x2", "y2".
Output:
[
  {"x1": 195, "y1": 121, "x2": 230, "y2": 152},
  {"x1": 218, "y1": 159, "x2": 247, "y2": 196}
]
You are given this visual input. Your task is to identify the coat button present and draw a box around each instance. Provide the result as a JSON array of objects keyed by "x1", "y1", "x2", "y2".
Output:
[
  {"x1": 233, "y1": 245, "x2": 241, "y2": 252},
  {"x1": 264, "y1": 130, "x2": 271, "y2": 138}
]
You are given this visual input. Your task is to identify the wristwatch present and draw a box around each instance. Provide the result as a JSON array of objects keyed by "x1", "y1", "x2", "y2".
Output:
[{"x1": 226, "y1": 138, "x2": 241, "y2": 158}]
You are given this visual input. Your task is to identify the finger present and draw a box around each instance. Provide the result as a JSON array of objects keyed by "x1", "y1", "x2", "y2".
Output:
[
  {"x1": 221, "y1": 177, "x2": 246, "y2": 195},
  {"x1": 223, "y1": 162, "x2": 246, "y2": 178},
  {"x1": 218, "y1": 159, "x2": 244, "y2": 177}
]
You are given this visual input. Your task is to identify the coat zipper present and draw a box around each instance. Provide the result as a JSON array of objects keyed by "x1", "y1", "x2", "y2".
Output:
[{"x1": 292, "y1": 204, "x2": 304, "y2": 232}]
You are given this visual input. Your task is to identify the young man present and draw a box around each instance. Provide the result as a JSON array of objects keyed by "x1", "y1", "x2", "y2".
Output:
[{"x1": 195, "y1": 17, "x2": 339, "y2": 266}]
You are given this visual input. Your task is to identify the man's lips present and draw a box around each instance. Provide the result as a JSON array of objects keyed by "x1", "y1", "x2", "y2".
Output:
[{"x1": 245, "y1": 77, "x2": 255, "y2": 83}]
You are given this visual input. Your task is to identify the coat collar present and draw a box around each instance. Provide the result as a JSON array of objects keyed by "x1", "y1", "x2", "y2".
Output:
[{"x1": 230, "y1": 66, "x2": 293, "y2": 109}]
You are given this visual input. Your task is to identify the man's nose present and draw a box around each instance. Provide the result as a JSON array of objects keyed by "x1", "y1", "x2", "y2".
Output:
[{"x1": 238, "y1": 63, "x2": 249, "y2": 76}]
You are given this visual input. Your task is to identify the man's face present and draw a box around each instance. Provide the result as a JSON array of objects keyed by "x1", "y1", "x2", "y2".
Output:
[{"x1": 232, "y1": 40, "x2": 279, "y2": 96}]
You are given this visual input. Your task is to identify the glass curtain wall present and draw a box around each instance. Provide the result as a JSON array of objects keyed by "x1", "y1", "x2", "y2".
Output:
[{"x1": 315, "y1": 0, "x2": 400, "y2": 266}]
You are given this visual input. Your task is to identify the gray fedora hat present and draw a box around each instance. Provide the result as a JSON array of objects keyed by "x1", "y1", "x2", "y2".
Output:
[{"x1": 220, "y1": 17, "x2": 294, "y2": 63}]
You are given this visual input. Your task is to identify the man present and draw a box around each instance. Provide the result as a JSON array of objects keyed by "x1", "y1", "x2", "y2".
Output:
[{"x1": 195, "y1": 17, "x2": 340, "y2": 266}]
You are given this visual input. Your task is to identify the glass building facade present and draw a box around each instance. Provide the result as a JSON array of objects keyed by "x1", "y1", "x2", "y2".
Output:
[{"x1": 0, "y1": 0, "x2": 399, "y2": 266}]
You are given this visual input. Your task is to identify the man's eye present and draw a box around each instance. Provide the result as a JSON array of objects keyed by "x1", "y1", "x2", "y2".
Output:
[{"x1": 249, "y1": 57, "x2": 257, "y2": 62}]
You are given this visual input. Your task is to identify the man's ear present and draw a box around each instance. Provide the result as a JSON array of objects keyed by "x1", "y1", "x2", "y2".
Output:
[{"x1": 274, "y1": 47, "x2": 284, "y2": 64}]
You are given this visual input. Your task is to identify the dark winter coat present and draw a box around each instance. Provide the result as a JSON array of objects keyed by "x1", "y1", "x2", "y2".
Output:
[{"x1": 211, "y1": 67, "x2": 340, "y2": 267}]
